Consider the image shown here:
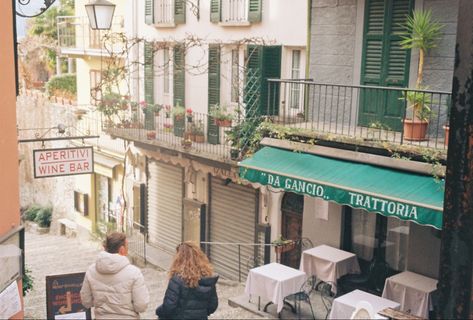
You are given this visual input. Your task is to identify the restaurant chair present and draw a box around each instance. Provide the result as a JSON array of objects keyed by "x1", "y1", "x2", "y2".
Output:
[
  {"x1": 316, "y1": 280, "x2": 336, "y2": 320},
  {"x1": 338, "y1": 258, "x2": 389, "y2": 295},
  {"x1": 350, "y1": 301, "x2": 376, "y2": 319},
  {"x1": 284, "y1": 277, "x2": 316, "y2": 320}
]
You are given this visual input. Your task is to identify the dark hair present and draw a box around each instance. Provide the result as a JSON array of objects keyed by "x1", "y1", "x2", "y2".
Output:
[{"x1": 104, "y1": 232, "x2": 126, "y2": 254}]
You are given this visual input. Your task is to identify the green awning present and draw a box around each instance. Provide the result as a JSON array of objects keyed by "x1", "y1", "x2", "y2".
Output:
[{"x1": 239, "y1": 147, "x2": 444, "y2": 229}]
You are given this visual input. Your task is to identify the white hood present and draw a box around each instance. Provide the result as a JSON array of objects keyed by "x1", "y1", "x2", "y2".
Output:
[{"x1": 95, "y1": 251, "x2": 130, "y2": 274}]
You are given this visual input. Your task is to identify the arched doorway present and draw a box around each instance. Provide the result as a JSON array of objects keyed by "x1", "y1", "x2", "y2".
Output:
[{"x1": 281, "y1": 192, "x2": 304, "y2": 268}]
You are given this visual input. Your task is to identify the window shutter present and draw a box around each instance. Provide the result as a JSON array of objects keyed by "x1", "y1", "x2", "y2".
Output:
[
  {"x1": 248, "y1": 0, "x2": 262, "y2": 23},
  {"x1": 144, "y1": 41, "x2": 155, "y2": 130},
  {"x1": 174, "y1": 0, "x2": 186, "y2": 24},
  {"x1": 145, "y1": 0, "x2": 154, "y2": 24},
  {"x1": 83, "y1": 194, "x2": 89, "y2": 216},
  {"x1": 173, "y1": 45, "x2": 185, "y2": 137},
  {"x1": 207, "y1": 44, "x2": 221, "y2": 145},
  {"x1": 261, "y1": 46, "x2": 281, "y2": 116},
  {"x1": 210, "y1": 0, "x2": 221, "y2": 23}
]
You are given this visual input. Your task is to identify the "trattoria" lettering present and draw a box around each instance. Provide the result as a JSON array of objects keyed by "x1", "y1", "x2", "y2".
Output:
[{"x1": 348, "y1": 192, "x2": 418, "y2": 220}]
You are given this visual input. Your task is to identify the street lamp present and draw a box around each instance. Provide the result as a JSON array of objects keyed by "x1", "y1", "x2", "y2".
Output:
[{"x1": 85, "y1": 0, "x2": 116, "y2": 30}]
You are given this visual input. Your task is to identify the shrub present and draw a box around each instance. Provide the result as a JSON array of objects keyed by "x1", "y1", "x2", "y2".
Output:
[
  {"x1": 45, "y1": 74, "x2": 77, "y2": 99},
  {"x1": 24, "y1": 205, "x2": 42, "y2": 221},
  {"x1": 34, "y1": 207, "x2": 52, "y2": 228},
  {"x1": 22, "y1": 266, "x2": 34, "y2": 296}
]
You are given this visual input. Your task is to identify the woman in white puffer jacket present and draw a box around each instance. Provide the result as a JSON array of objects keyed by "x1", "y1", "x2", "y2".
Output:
[{"x1": 80, "y1": 232, "x2": 150, "y2": 319}]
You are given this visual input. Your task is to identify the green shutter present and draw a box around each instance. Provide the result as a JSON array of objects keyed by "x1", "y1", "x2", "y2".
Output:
[
  {"x1": 210, "y1": 0, "x2": 221, "y2": 23},
  {"x1": 248, "y1": 0, "x2": 262, "y2": 22},
  {"x1": 207, "y1": 44, "x2": 221, "y2": 145},
  {"x1": 144, "y1": 41, "x2": 155, "y2": 130},
  {"x1": 174, "y1": 0, "x2": 186, "y2": 24},
  {"x1": 359, "y1": 0, "x2": 413, "y2": 131},
  {"x1": 173, "y1": 44, "x2": 185, "y2": 137},
  {"x1": 145, "y1": 0, "x2": 154, "y2": 24},
  {"x1": 261, "y1": 46, "x2": 281, "y2": 116}
]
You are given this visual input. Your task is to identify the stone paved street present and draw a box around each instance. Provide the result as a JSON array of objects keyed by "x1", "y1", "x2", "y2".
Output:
[{"x1": 23, "y1": 231, "x2": 259, "y2": 319}]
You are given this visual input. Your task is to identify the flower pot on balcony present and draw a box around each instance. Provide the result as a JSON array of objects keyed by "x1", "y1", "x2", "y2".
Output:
[
  {"x1": 216, "y1": 119, "x2": 232, "y2": 127},
  {"x1": 194, "y1": 134, "x2": 205, "y2": 143},
  {"x1": 147, "y1": 131, "x2": 156, "y2": 140},
  {"x1": 230, "y1": 148, "x2": 239, "y2": 160},
  {"x1": 403, "y1": 119, "x2": 429, "y2": 141},
  {"x1": 443, "y1": 125, "x2": 449, "y2": 146}
]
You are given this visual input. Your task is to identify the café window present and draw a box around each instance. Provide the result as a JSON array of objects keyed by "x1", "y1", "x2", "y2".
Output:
[{"x1": 344, "y1": 208, "x2": 409, "y2": 272}]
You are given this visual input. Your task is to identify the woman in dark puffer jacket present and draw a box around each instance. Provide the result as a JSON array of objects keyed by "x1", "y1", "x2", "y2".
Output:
[{"x1": 156, "y1": 241, "x2": 219, "y2": 319}]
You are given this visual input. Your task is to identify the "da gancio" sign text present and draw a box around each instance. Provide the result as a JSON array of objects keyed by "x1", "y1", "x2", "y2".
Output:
[{"x1": 33, "y1": 147, "x2": 94, "y2": 178}]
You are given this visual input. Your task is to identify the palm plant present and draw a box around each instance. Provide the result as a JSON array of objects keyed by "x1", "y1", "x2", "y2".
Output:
[{"x1": 399, "y1": 9, "x2": 444, "y2": 89}]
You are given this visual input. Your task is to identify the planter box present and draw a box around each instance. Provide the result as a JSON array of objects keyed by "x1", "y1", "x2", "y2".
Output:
[
  {"x1": 274, "y1": 241, "x2": 296, "y2": 254},
  {"x1": 25, "y1": 221, "x2": 50, "y2": 234},
  {"x1": 194, "y1": 134, "x2": 205, "y2": 143},
  {"x1": 216, "y1": 119, "x2": 232, "y2": 127}
]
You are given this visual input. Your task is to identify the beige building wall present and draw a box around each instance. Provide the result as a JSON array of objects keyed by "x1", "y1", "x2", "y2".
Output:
[{"x1": 0, "y1": 1, "x2": 23, "y2": 318}]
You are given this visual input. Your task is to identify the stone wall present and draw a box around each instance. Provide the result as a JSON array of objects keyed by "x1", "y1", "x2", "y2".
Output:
[
  {"x1": 309, "y1": 0, "x2": 358, "y2": 85},
  {"x1": 17, "y1": 93, "x2": 76, "y2": 233}
]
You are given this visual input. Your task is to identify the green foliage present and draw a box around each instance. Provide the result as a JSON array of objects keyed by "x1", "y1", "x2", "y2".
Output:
[
  {"x1": 34, "y1": 207, "x2": 52, "y2": 228},
  {"x1": 172, "y1": 105, "x2": 186, "y2": 117},
  {"x1": 398, "y1": 9, "x2": 444, "y2": 53},
  {"x1": 24, "y1": 205, "x2": 42, "y2": 221},
  {"x1": 400, "y1": 89, "x2": 436, "y2": 121},
  {"x1": 271, "y1": 234, "x2": 293, "y2": 246},
  {"x1": 209, "y1": 104, "x2": 234, "y2": 121},
  {"x1": 45, "y1": 74, "x2": 77, "y2": 98},
  {"x1": 98, "y1": 92, "x2": 129, "y2": 117},
  {"x1": 191, "y1": 120, "x2": 205, "y2": 135},
  {"x1": 22, "y1": 266, "x2": 34, "y2": 296}
]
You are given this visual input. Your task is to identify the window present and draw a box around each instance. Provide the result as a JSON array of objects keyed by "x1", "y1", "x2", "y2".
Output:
[
  {"x1": 289, "y1": 50, "x2": 301, "y2": 109},
  {"x1": 89, "y1": 70, "x2": 102, "y2": 105},
  {"x1": 231, "y1": 49, "x2": 239, "y2": 103},
  {"x1": 164, "y1": 48, "x2": 170, "y2": 94},
  {"x1": 74, "y1": 191, "x2": 89, "y2": 216}
]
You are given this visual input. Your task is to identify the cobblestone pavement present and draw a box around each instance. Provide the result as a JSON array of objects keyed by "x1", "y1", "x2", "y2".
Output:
[{"x1": 23, "y1": 231, "x2": 260, "y2": 319}]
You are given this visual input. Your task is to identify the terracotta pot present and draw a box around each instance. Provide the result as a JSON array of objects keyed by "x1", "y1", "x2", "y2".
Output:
[
  {"x1": 443, "y1": 125, "x2": 449, "y2": 146},
  {"x1": 403, "y1": 119, "x2": 429, "y2": 141},
  {"x1": 216, "y1": 119, "x2": 232, "y2": 127},
  {"x1": 194, "y1": 134, "x2": 205, "y2": 143}
]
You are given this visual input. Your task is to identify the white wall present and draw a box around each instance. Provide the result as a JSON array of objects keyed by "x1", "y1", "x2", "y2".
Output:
[{"x1": 303, "y1": 197, "x2": 343, "y2": 248}]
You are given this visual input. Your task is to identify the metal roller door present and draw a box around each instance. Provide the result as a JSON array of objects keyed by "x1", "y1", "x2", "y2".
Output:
[
  {"x1": 147, "y1": 161, "x2": 183, "y2": 253},
  {"x1": 209, "y1": 178, "x2": 258, "y2": 281}
]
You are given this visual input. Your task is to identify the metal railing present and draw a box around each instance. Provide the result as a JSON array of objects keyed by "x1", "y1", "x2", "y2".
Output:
[
  {"x1": 221, "y1": 0, "x2": 248, "y2": 23},
  {"x1": 127, "y1": 222, "x2": 147, "y2": 265},
  {"x1": 267, "y1": 79, "x2": 452, "y2": 151},
  {"x1": 57, "y1": 15, "x2": 124, "y2": 53}
]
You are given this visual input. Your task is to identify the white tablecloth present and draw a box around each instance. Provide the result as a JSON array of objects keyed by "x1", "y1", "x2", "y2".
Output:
[
  {"x1": 329, "y1": 289, "x2": 400, "y2": 319},
  {"x1": 245, "y1": 262, "x2": 307, "y2": 313},
  {"x1": 382, "y1": 271, "x2": 437, "y2": 319},
  {"x1": 300, "y1": 245, "x2": 360, "y2": 292}
]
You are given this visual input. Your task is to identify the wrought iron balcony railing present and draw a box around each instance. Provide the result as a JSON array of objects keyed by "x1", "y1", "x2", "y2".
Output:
[
  {"x1": 57, "y1": 15, "x2": 124, "y2": 55},
  {"x1": 266, "y1": 79, "x2": 452, "y2": 151}
]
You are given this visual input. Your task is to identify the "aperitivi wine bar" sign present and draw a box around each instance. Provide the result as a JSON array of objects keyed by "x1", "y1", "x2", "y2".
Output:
[{"x1": 33, "y1": 147, "x2": 94, "y2": 178}]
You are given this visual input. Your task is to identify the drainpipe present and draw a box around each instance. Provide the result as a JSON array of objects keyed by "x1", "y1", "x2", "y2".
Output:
[
  {"x1": 303, "y1": 0, "x2": 312, "y2": 112},
  {"x1": 436, "y1": 0, "x2": 473, "y2": 318}
]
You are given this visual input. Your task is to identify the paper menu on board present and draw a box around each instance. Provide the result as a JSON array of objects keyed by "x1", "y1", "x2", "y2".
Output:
[
  {"x1": 0, "y1": 281, "x2": 21, "y2": 319},
  {"x1": 55, "y1": 311, "x2": 87, "y2": 319}
]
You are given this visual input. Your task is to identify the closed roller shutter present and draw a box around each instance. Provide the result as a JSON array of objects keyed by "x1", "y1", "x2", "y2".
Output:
[
  {"x1": 147, "y1": 161, "x2": 183, "y2": 253},
  {"x1": 209, "y1": 178, "x2": 258, "y2": 281}
]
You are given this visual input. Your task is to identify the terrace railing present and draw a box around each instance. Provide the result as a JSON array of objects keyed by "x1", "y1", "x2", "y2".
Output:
[{"x1": 267, "y1": 79, "x2": 452, "y2": 151}]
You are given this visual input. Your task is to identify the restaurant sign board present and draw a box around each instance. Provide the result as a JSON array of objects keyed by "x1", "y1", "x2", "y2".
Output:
[
  {"x1": 33, "y1": 147, "x2": 94, "y2": 178},
  {"x1": 240, "y1": 169, "x2": 443, "y2": 230},
  {"x1": 46, "y1": 272, "x2": 91, "y2": 319}
]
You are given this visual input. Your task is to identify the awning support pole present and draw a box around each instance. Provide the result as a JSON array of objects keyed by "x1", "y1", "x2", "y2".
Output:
[{"x1": 437, "y1": 1, "x2": 473, "y2": 318}]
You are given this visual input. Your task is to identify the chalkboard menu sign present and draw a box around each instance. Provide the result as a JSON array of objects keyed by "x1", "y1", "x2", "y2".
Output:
[{"x1": 46, "y1": 272, "x2": 91, "y2": 319}]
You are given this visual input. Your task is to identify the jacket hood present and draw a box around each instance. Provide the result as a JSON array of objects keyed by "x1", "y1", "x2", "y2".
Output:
[
  {"x1": 95, "y1": 251, "x2": 130, "y2": 274},
  {"x1": 198, "y1": 274, "x2": 219, "y2": 287}
]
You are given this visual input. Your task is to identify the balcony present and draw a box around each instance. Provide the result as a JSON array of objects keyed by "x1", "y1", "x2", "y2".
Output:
[
  {"x1": 57, "y1": 15, "x2": 124, "y2": 57},
  {"x1": 266, "y1": 79, "x2": 451, "y2": 157},
  {"x1": 221, "y1": 0, "x2": 250, "y2": 25}
]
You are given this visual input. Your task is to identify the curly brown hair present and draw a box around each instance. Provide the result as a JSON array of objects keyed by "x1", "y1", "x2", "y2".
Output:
[{"x1": 169, "y1": 241, "x2": 213, "y2": 288}]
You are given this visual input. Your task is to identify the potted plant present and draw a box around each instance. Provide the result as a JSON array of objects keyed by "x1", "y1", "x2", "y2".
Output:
[
  {"x1": 163, "y1": 123, "x2": 173, "y2": 133},
  {"x1": 147, "y1": 131, "x2": 156, "y2": 140},
  {"x1": 181, "y1": 138, "x2": 192, "y2": 149},
  {"x1": 399, "y1": 9, "x2": 444, "y2": 140},
  {"x1": 272, "y1": 235, "x2": 295, "y2": 254},
  {"x1": 210, "y1": 104, "x2": 234, "y2": 127},
  {"x1": 164, "y1": 105, "x2": 171, "y2": 118},
  {"x1": 186, "y1": 108, "x2": 193, "y2": 122},
  {"x1": 172, "y1": 104, "x2": 186, "y2": 121},
  {"x1": 192, "y1": 120, "x2": 205, "y2": 143}
]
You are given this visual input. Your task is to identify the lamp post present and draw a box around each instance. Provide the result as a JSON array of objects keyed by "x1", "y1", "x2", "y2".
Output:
[{"x1": 85, "y1": 0, "x2": 116, "y2": 30}]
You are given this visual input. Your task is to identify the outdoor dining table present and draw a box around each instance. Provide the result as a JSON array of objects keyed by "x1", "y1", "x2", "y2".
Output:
[
  {"x1": 300, "y1": 244, "x2": 361, "y2": 294},
  {"x1": 329, "y1": 289, "x2": 401, "y2": 319},
  {"x1": 382, "y1": 270, "x2": 438, "y2": 319},
  {"x1": 244, "y1": 262, "x2": 307, "y2": 314}
]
